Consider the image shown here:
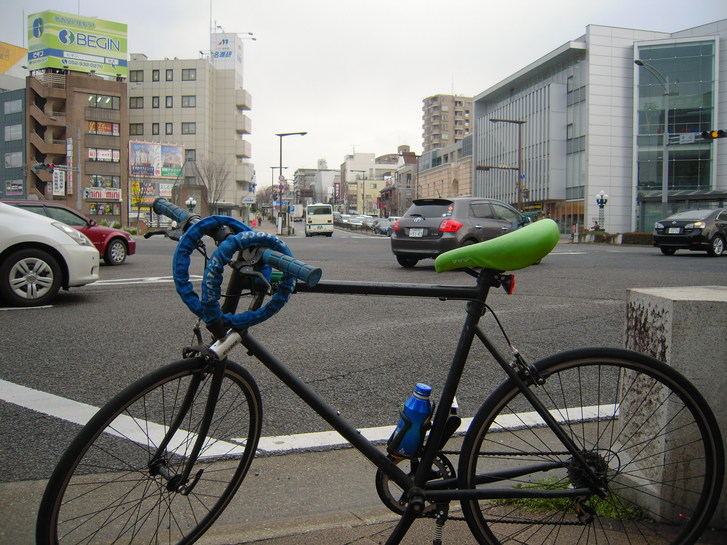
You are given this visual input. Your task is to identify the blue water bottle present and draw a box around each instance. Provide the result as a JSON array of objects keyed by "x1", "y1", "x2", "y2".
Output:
[{"x1": 387, "y1": 383, "x2": 433, "y2": 459}]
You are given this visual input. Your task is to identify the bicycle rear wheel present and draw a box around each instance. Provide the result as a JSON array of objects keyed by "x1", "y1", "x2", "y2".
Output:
[
  {"x1": 37, "y1": 356, "x2": 262, "y2": 545},
  {"x1": 459, "y1": 347, "x2": 723, "y2": 545}
]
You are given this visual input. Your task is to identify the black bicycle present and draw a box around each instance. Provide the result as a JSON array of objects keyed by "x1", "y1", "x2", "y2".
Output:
[{"x1": 37, "y1": 198, "x2": 724, "y2": 545}]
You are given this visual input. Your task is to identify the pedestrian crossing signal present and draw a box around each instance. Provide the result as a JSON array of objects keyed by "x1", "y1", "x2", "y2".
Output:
[
  {"x1": 701, "y1": 130, "x2": 726, "y2": 140},
  {"x1": 33, "y1": 162, "x2": 55, "y2": 173}
]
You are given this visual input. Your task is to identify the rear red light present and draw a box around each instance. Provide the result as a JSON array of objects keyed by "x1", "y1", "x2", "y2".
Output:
[
  {"x1": 438, "y1": 219, "x2": 463, "y2": 232},
  {"x1": 393, "y1": 220, "x2": 401, "y2": 232}
]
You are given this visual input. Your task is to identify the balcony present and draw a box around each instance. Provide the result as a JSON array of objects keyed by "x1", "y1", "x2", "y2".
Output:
[
  {"x1": 235, "y1": 162, "x2": 254, "y2": 183},
  {"x1": 236, "y1": 89, "x2": 252, "y2": 110},
  {"x1": 236, "y1": 113, "x2": 252, "y2": 134},
  {"x1": 235, "y1": 139, "x2": 251, "y2": 159}
]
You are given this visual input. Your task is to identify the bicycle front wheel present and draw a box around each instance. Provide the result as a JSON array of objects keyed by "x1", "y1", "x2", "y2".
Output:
[
  {"x1": 37, "y1": 356, "x2": 262, "y2": 545},
  {"x1": 459, "y1": 347, "x2": 723, "y2": 545}
]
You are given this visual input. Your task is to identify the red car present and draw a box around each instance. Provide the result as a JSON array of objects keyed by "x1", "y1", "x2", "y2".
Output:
[{"x1": 1, "y1": 200, "x2": 136, "y2": 265}]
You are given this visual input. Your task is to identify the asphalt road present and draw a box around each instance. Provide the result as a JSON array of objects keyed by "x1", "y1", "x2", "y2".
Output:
[{"x1": 1, "y1": 228, "x2": 725, "y2": 487}]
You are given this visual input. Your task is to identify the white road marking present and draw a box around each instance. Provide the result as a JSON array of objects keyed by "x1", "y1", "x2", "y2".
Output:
[
  {"x1": 95, "y1": 275, "x2": 202, "y2": 286},
  {"x1": 1, "y1": 378, "x2": 618, "y2": 457}
]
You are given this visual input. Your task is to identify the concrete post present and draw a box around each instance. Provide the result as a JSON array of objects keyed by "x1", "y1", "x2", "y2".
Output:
[{"x1": 625, "y1": 286, "x2": 727, "y2": 527}]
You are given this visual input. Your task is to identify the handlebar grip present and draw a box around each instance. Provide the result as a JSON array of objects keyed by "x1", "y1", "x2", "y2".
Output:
[
  {"x1": 262, "y1": 249, "x2": 322, "y2": 288},
  {"x1": 152, "y1": 197, "x2": 193, "y2": 224}
]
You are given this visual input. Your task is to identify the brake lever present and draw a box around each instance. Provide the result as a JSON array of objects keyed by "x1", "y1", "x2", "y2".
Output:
[
  {"x1": 143, "y1": 226, "x2": 186, "y2": 241},
  {"x1": 229, "y1": 247, "x2": 272, "y2": 293}
]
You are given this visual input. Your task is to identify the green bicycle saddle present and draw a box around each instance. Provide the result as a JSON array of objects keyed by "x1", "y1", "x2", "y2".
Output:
[{"x1": 434, "y1": 219, "x2": 560, "y2": 273}]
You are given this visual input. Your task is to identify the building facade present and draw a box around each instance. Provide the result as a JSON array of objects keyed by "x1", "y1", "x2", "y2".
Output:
[
  {"x1": 24, "y1": 69, "x2": 129, "y2": 223},
  {"x1": 422, "y1": 94, "x2": 473, "y2": 154},
  {"x1": 473, "y1": 21, "x2": 726, "y2": 234},
  {"x1": 127, "y1": 32, "x2": 254, "y2": 221}
]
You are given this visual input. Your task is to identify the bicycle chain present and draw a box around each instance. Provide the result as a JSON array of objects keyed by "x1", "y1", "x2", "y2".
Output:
[{"x1": 432, "y1": 450, "x2": 585, "y2": 525}]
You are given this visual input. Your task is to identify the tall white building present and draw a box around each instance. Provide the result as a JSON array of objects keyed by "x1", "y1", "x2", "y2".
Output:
[
  {"x1": 128, "y1": 32, "x2": 254, "y2": 220},
  {"x1": 473, "y1": 20, "x2": 727, "y2": 233}
]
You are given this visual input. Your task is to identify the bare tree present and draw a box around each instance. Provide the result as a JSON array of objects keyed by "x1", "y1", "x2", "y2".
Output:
[{"x1": 194, "y1": 153, "x2": 231, "y2": 213}]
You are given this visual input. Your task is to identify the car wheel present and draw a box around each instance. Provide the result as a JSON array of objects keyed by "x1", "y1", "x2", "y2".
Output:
[
  {"x1": 104, "y1": 239, "x2": 127, "y2": 265},
  {"x1": 396, "y1": 256, "x2": 418, "y2": 268},
  {"x1": 707, "y1": 236, "x2": 724, "y2": 257},
  {"x1": 0, "y1": 248, "x2": 62, "y2": 307},
  {"x1": 660, "y1": 247, "x2": 677, "y2": 256}
]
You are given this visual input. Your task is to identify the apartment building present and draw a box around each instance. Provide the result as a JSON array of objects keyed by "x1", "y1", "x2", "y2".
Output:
[
  {"x1": 127, "y1": 32, "x2": 254, "y2": 221},
  {"x1": 422, "y1": 94, "x2": 473, "y2": 153}
]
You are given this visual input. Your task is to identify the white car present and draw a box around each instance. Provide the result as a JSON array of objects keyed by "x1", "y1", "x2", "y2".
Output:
[{"x1": 0, "y1": 203, "x2": 100, "y2": 307}]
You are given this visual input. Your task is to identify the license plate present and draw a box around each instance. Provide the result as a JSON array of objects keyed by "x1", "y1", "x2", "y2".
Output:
[
  {"x1": 667, "y1": 227, "x2": 680, "y2": 234},
  {"x1": 409, "y1": 228, "x2": 424, "y2": 237}
]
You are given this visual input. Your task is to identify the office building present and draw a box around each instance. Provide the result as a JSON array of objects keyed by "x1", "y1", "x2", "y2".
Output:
[{"x1": 473, "y1": 20, "x2": 727, "y2": 233}]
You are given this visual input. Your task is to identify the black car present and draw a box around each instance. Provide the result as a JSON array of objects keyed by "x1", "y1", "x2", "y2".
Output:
[
  {"x1": 653, "y1": 208, "x2": 727, "y2": 256},
  {"x1": 390, "y1": 197, "x2": 528, "y2": 268}
]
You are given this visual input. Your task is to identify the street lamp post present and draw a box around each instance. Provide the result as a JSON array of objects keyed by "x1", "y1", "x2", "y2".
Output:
[
  {"x1": 488, "y1": 118, "x2": 526, "y2": 210},
  {"x1": 595, "y1": 191, "x2": 608, "y2": 231},
  {"x1": 635, "y1": 59, "x2": 670, "y2": 218},
  {"x1": 49, "y1": 116, "x2": 82, "y2": 211},
  {"x1": 270, "y1": 166, "x2": 287, "y2": 221},
  {"x1": 275, "y1": 131, "x2": 307, "y2": 234},
  {"x1": 185, "y1": 196, "x2": 197, "y2": 213}
]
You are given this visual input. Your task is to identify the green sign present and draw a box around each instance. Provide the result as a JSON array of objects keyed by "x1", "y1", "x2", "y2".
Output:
[{"x1": 27, "y1": 10, "x2": 127, "y2": 78}]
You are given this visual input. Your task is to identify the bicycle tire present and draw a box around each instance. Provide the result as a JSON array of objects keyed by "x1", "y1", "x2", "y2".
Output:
[
  {"x1": 459, "y1": 347, "x2": 723, "y2": 545},
  {"x1": 36, "y1": 356, "x2": 262, "y2": 545}
]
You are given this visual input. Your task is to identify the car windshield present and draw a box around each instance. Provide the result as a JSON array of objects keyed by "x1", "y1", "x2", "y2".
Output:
[
  {"x1": 667, "y1": 210, "x2": 713, "y2": 220},
  {"x1": 406, "y1": 202, "x2": 454, "y2": 218}
]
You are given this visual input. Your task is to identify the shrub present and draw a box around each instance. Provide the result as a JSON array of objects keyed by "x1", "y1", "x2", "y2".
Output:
[{"x1": 621, "y1": 232, "x2": 652, "y2": 245}]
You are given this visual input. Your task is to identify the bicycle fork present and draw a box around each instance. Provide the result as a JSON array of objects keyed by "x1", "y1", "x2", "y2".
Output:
[{"x1": 148, "y1": 357, "x2": 228, "y2": 495}]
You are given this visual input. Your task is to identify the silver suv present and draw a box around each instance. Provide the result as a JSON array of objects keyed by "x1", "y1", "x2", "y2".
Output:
[{"x1": 390, "y1": 197, "x2": 528, "y2": 268}]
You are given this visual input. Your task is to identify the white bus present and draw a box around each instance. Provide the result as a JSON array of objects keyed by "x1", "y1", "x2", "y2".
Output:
[{"x1": 304, "y1": 203, "x2": 334, "y2": 237}]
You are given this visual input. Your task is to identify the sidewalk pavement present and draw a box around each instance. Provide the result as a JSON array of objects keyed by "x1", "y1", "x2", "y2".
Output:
[{"x1": 4, "y1": 444, "x2": 724, "y2": 545}]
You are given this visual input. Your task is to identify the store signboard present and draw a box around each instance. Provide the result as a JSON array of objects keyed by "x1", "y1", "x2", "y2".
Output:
[
  {"x1": 129, "y1": 141, "x2": 183, "y2": 178},
  {"x1": 27, "y1": 10, "x2": 127, "y2": 77}
]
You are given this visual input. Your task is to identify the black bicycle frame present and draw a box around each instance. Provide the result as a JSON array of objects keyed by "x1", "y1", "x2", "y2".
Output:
[{"x1": 163, "y1": 260, "x2": 601, "y2": 545}]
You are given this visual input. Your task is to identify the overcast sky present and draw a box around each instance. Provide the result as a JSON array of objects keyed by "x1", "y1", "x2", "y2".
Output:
[{"x1": 3, "y1": 0, "x2": 726, "y2": 190}]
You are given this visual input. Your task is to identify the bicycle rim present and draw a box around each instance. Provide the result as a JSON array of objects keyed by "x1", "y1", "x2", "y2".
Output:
[
  {"x1": 459, "y1": 348, "x2": 723, "y2": 545},
  {"x1": 37, "y1": 357, "x2": 262, "y2": 545}
]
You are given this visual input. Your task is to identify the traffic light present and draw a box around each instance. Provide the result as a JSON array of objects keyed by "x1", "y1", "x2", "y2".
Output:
[
  {"x1": 32, "y1": 162, "x2": 55, "y2": 173},
  {"x1": 701, "y1": 130, "x2": 727, "y2": 140}
]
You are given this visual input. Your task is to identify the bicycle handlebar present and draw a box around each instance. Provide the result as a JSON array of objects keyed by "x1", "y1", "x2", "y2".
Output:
[
  {"x1": 152, "y1": 198, "x2": 197, "y2": 226},
  {"x1": 150, "y1": 197, "x2": 321, "y2": 333},
  {"x1": 261, "y1": 248, "x2": 322, "y2": 288}
]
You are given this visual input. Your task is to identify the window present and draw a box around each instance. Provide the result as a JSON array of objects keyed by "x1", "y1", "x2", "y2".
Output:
[
  {"x1": 185, "y1": 149, "x2": 196, "y2": 162},
  {"x1": 4, "y1": 124, "x2": 22, "y2": 141},
  {"x1": 165, "y1": 123, "x2": 173, "y2": 135},
  {"x1": 181, "y1": 122, "x2": 196, "y2": 134},
  {"x1": 182, "y1": 68, "x2": 196, "y2": 81},
  {"x1": 129, "y1": 70, "x2": 144, "y2": 82},
  {"x1": 89, "y1": 94, "x2": 120, "y2": 110},
  {"x1": 88, "y1": 148, "x2": 120, "y2": 162},
  {"x1": 181, "y1": 95, "x2": 196, "y2": 108},
  {"x1": 129, "y1": 96, "x2": 144, "y2": 109},
  {"x1": 152, "y1": 69, "x2": 159, "y2": 82},
  {"x1": 152, "y1": 123, "x2": 160, "y2": 135},
  {"x1": 166, "y1": 69, "x2": 173, "y2": 81},
  {"x1": 165, "y1": 96, "x2": 173, "y2": 108},
  {"x1": 4, "y1": 151, "x2": 22, "y2": 168},
  {"x1": 152, "y1": 96, "x2": 159, "y2": 108},
  {"x1": 89, "y1": 122, "x2": 120, "y2": 136},
  {"x1": 91, "y1": 174, "x2": 120, "y2": 188},
  {"x1": 3, "y1": 99, "x2": 22, "y2": 114},
  {"x1": 129, "y1": 123, "x2": 144, "y2": 135}
]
